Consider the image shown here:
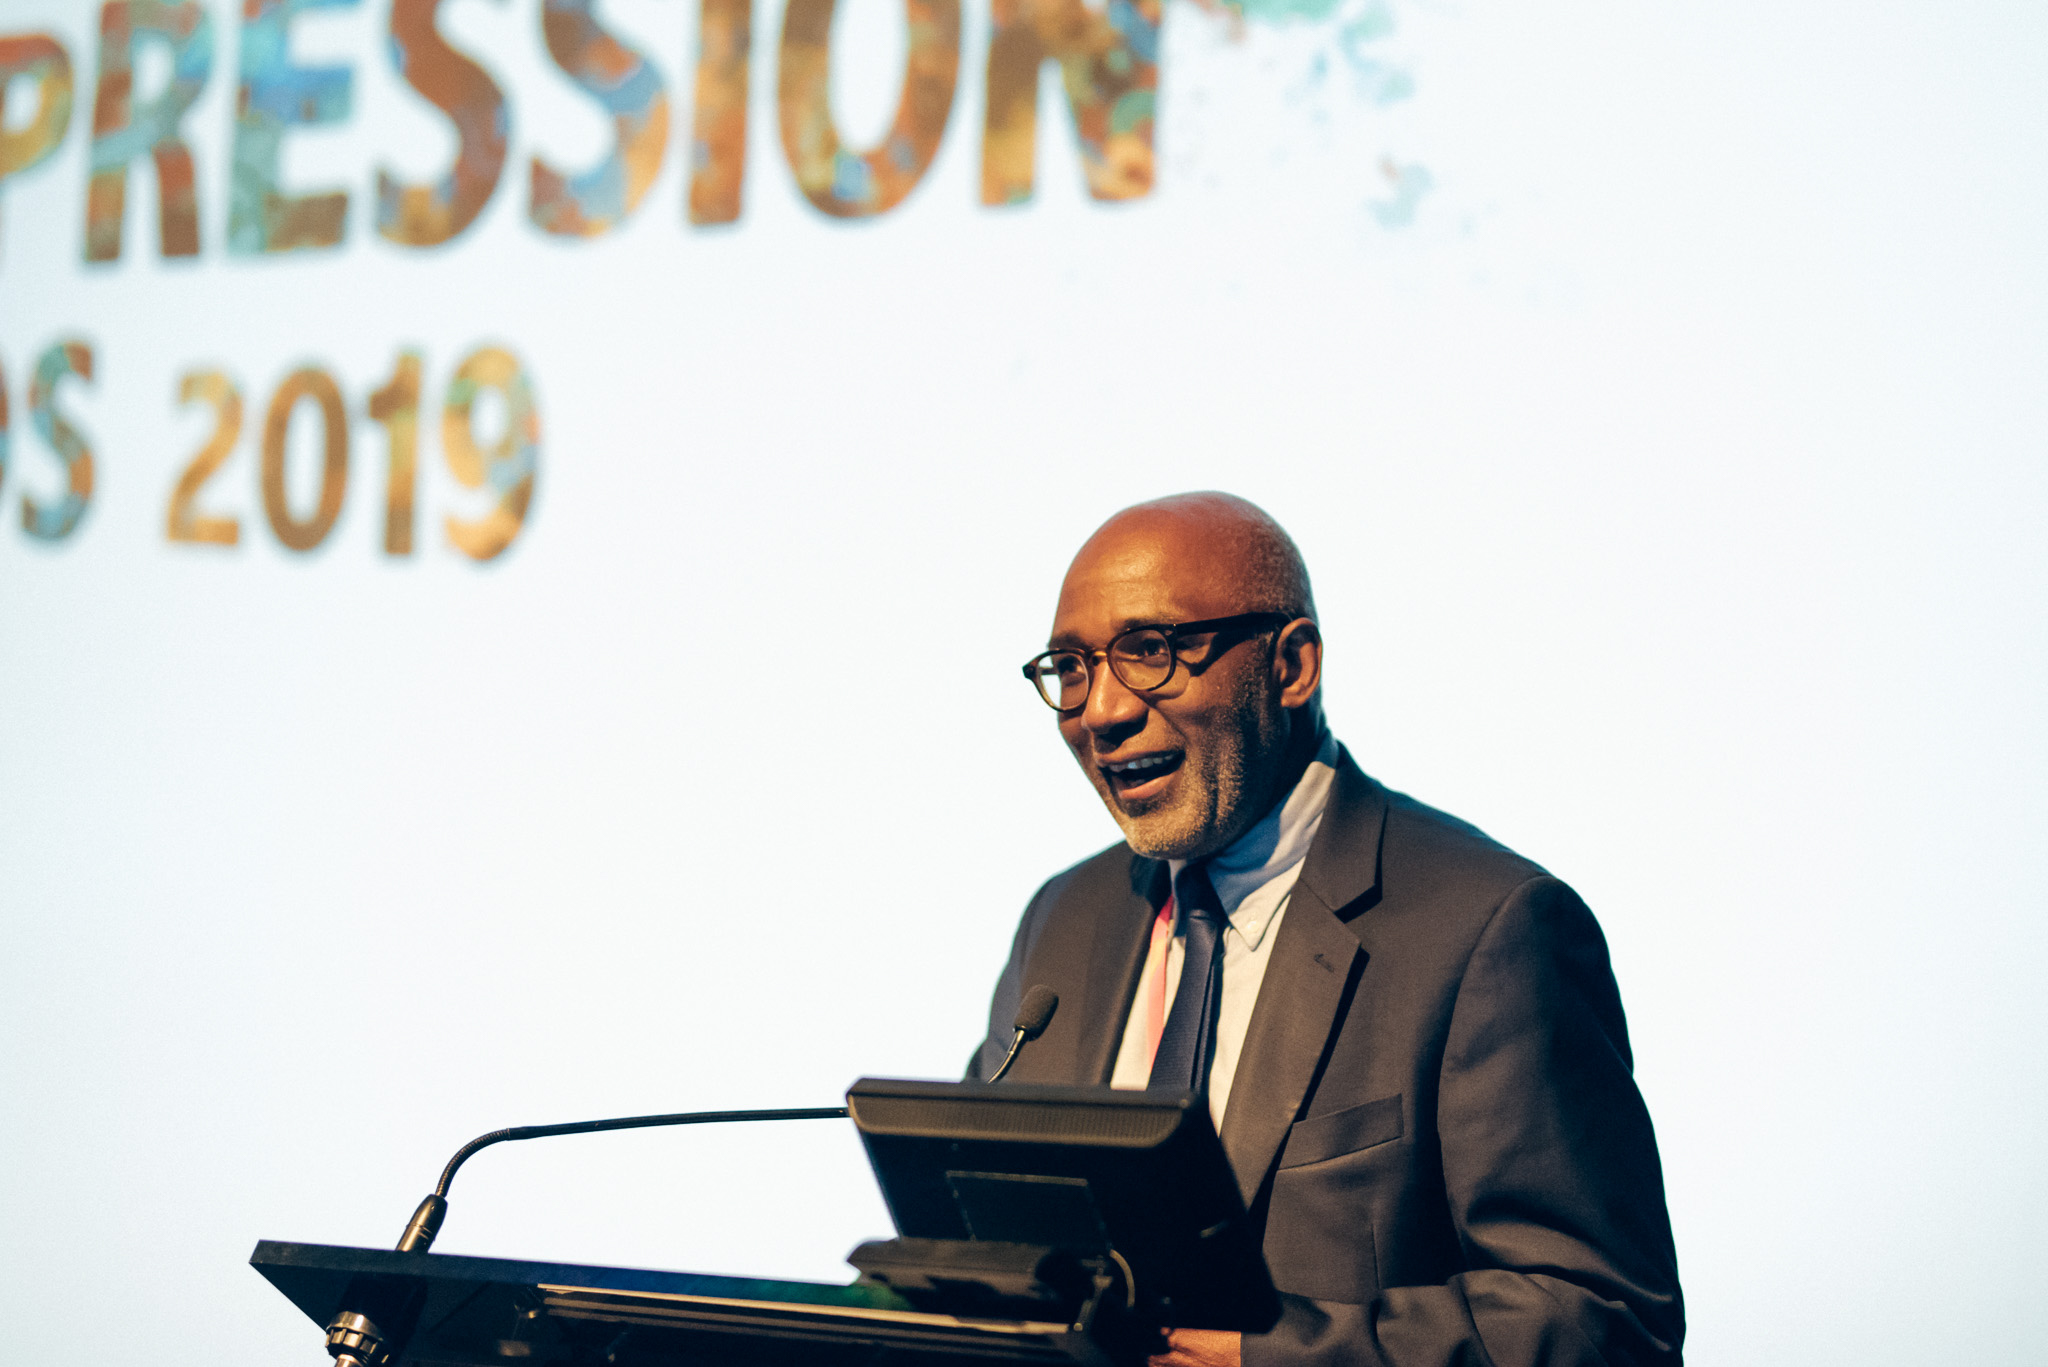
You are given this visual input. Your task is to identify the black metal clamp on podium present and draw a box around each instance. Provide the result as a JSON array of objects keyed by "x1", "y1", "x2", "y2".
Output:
[
  {"x1": 844, "y1": 1234, "x2": 1146, "y2": 1361},
  {"x1": 254, "y1": 1079, "x2": 1278, "y2": 1367}
]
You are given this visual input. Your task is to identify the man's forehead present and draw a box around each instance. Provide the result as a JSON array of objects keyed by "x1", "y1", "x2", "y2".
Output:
[{"x1": 1049, "y1": 517, "x2": 1237, "y2": 640}]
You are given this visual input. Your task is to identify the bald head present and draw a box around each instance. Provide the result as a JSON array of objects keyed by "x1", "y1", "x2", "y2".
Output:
[{"x1": 1070, "y1": 492, "x2": 1317, "y2": 626}]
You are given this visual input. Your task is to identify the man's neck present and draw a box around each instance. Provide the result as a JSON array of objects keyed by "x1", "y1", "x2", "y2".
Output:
[
  {"x1": 1182, "y1": 703, "x2": 1331, "y2": 866},
  {"x1": 1175, "y1": 715, "x2": 1339, "y2": 914},
  {"x1": 1265, "y1": 703, "x2": 1327, "y2": 814}
]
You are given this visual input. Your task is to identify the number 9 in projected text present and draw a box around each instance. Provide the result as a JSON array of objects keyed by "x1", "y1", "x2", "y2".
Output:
[{"x1": 442, "y1": 348, "x2": 538, "y2": 562}]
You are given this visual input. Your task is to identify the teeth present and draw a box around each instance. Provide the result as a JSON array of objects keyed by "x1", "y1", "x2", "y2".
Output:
[{"x1": 1108, "y1": 755, "x2": 1174, "y2": 773}]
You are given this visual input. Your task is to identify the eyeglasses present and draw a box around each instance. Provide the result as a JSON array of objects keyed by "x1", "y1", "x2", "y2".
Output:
[{"x1": 1021, "y1": 613, "x2": 1292, "y2": 712}]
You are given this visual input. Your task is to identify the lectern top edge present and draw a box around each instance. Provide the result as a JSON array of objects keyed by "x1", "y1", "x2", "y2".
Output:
[{"x1": 250, "y1": 1238, "x2": 908, "y2": 1319}]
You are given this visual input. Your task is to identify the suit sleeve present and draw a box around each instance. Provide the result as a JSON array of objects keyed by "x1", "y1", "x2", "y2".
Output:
[{"x1": 1241, "y1": 877, "x2": 1684, "y2": 1367}]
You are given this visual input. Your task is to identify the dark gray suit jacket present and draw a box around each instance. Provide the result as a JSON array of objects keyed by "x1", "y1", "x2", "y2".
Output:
[{"x1": 972, "y1": 751, "x2": 1683, "y2": 1367}]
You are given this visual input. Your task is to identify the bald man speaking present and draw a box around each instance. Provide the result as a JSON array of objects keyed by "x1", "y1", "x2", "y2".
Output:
[{"x1": 973, "y1": 495, "x2": 1683, "y2": 1367}]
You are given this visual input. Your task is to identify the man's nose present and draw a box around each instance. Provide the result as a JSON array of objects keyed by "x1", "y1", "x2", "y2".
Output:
[{"x1": 1081, "y1": 659, "x2": 1148, "y2": 739}]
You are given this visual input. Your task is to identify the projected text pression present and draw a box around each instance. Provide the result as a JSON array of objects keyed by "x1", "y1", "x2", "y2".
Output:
[
  {"x1": 0, "y1": 0, "x2": 1161, "y2": 247},
  {"x1": 0, "y1": 0, "x2": 1171, "y2": 557}
]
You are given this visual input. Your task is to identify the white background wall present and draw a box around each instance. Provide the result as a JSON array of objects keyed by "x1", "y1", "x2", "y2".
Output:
[{"x1": 2, "y1": 0, "x2": 2044, "y2": 1363}]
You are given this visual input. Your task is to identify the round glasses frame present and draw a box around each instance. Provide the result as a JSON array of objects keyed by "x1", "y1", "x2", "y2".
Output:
[{"x1": 1020, "y1": 613, "x2": 1292, "y2": 712}]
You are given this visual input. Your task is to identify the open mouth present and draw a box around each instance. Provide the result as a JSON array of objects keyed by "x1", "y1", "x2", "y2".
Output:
[{"x1": 1100, "y1": 750, "x2": 1184, "y2": 799}]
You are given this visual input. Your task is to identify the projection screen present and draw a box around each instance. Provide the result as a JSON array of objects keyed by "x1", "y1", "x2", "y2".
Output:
[{"x1": 1, "y1": 0, "x2": 2043, "y2": 1362}]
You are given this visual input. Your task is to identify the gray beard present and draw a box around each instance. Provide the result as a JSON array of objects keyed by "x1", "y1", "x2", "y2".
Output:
[{"x1": 1109, "y1": 674, "x2": 1285, "y2": 862}]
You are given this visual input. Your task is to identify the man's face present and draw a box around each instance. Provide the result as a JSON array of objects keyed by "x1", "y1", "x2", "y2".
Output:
[{"x1": 1048, "y1": 518, "x2": 1290, "y2": 861}]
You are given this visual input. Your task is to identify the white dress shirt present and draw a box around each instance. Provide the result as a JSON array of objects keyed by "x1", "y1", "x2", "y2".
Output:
[{"x1": 1109, "y1": 728, "x2": 1341, "y2": 1130}]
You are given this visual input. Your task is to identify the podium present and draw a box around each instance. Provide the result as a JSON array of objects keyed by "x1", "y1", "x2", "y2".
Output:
[
  {"x1": 252, "y1": 1241, "x2": 1111, "y2": 1367},
  {"x1": 254, "y1": 1081, "x2": 1278, "y2": 1367}
]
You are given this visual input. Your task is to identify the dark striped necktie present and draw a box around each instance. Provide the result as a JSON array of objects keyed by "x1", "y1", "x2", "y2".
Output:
[{"x1": 1148, "y1": 862, "x2": 1226, "y2": 1093}]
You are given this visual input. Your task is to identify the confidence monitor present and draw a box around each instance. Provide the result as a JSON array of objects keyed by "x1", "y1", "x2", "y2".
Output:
[{"x1": 846, "y1": 1079, "x2": 1280, "y2": 1333}]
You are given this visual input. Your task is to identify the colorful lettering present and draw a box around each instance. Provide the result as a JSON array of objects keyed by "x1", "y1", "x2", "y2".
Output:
[
  {"x1": 687, "y1": 0, "x2": 750, "y2": 225},
  {"x1": 367, "y1": 350, "x2": 420, "y2": 554},
  {"x1": 85, "y1": 1, "x2": 211, "y2": 261},
  {"x1": 167, "y1": 370, "x2": 241, "y2": 545},
  {"x1": 230, "y1": 0, "x2": 356, "y2": 254},
  {"x1": 260, "y1": 366, "x2": 348, "y2": 550},
  {"x1": 23, "y1": 340, "x2": 95, "y2": 541},
  {"x1": 442, "y1": 346, "x2": 537, "y2": 561},
  {"x1": 0, "y1": 35, "x2": 75, "y2": 260},
  {"x1": 531, "y1": 0, "x2": 668, "y2": 237},
  {"x1": 378, "y1": 0, "x2": 509, "y2": 247},
  {"x1": 981, "y1": 0, "x2": 1158, "y2": 205},
  {"x1": 778, "y1": 0, "x2": 959, "y2": 218}
]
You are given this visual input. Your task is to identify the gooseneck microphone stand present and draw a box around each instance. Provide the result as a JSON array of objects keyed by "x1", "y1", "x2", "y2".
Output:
[
  {"x1": 327, "y1": 1105, "x2": 849, "y2": 1367},
  {"x1": 391, "y1": 1105, "x2": 851, "y2": 1254},
  {"x1": 327, "y1": 989, "x2": 1063, "y2": 1367}
]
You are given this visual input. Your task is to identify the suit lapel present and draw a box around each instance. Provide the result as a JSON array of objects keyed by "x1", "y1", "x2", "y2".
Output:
[
  {"x1": 1011, "y1": 853, "x2": 1167, "y2": 1086},
  {"x1": 1217, "y1": 751, "x2": 1388, "y2": 1208},
  {"x1": 1077, "y1": 857, "x2": 1169, "y2": 1083}
]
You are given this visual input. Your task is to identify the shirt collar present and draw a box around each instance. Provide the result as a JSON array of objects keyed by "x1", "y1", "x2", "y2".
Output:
[{"x1": 1171, "y1": 725, "x2": 1340, "y2": 950}]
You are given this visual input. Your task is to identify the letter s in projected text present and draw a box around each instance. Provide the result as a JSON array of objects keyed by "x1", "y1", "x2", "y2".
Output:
[
  {"x1": 379, "y1": 0, "x2": 510, "y2": 247},
  {"x1": 23, "y1": 340, "x2": 95, "y2": 541},
  {"x1": 531, "y1": 0, "x2": 669, "y2": 237}
]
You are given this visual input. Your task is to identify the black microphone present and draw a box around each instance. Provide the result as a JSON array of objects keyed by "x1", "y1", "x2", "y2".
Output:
[
  {"x1": 326, "y1": 1103, "x2": 848, "y2": 1367},
  {"x1": 986, "y1": 986, "x2": 1059, "y2": 1084}
]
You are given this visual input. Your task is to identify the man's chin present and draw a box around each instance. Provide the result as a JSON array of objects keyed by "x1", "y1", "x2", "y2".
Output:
[{"x1": 1110, "y1": 802, "x2": 1213, "y2": 862}]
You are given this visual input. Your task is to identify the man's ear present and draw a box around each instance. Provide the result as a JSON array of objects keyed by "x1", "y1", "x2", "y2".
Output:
[{"x1": 1274, "y1": 618, "x2": 1323, "y2": 708}]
